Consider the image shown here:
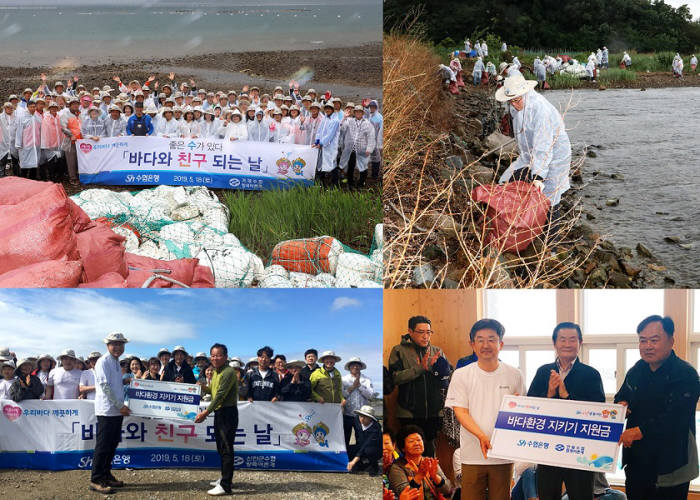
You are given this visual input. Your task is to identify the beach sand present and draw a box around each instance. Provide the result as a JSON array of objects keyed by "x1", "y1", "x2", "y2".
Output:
[
  {"x1": 0, "y1": 43, "x2": 382, "y2": 102},
  {"x1": 0, "y1": 467, "x2": 381, "y2": 499}
]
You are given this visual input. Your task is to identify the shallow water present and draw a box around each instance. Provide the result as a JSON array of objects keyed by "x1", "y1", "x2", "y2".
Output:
[
  {"x1": 0, "y1": 3, "x2": 381, "y2": 66},
  {"x1": 545, "y1": 88, "x2": 699, "y2": 286}
]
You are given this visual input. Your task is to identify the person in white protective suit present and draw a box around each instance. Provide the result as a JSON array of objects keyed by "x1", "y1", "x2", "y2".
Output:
[
  {"x1": 533, "y1": 57, "x2": 547, "y2": 89},
  {"x1": 314, "y1": 102, "x2": 341, "y2": 185},
  {"x1": 499, "y1": 62, "x2": 522, "y2": 78},
  {"x1": 472, "y1": 56, "x2": 486, "y2": 85},
  {"x1": 156, "y1": 108, "x2": 180, "y2": 138},
  {"x1": 495, "y1": 73, "x2": 571, "y2": 216},
  {"x1": 475, "y1": 41, "x2": 483, "y2": 58},
  {"x1": 179, "y1": 108, "x2": 200, "y2": 138},
  {"x1": 269, "y1": 108, "x2": 291, "y2": 143},
  {"x1": 512, "y1": 56, "x2": 521, "y2": 69},
  {"x1": 40, "y1": 101, "x2": 65, "y2": 181},
  {"x1": 481, "y1": 40, "x2": 488, "y2": 57},
  {"x1": 201, "y1": 108, "x2": 224, "y2": 139},
  {"x1": 501, "y1": 42, "x2": 507, "y2": 52},
  {"x1": 0, "y1": 101, "x2": 18, "y2": 176},
  {"x1": 287, "y1": 105, "x2": 305, "y2": 145},
  {"x1": 585, "y1": 58, "x2": 596, "y2": 81},
  {"x1": 672, "y1": 53, "x2": 684, "y2": 78},
  {"x1": 81, "y1": 106, "x2": 107, "y2": 141},
  {"x1": 596, "y1": 48, "x2": 602, "y2": 65},
  {"x1": 224, "y1": 109, "x2": 248, "y2": 142},
  {"x1": 14, "y1": 100, "x2": 42, "y2": 178},
  {"x1": 247, "y1": 109, "x2": 272, "y2": 142},
  {"x1": 690, "y1": 54, "x2": 698, "y2": 71},
  {"x1": 338, "y1": 104, "x2": 376, "y2": 189},
  {"x1": 367, "y1": 100, "x2": 383, "y2": 180},
  {"x1": 622, "y1": 51, "x2": 631, "y2": 68},
  {"x1": 601, "y1": 47, "x2": 609, "y2": 68},
  {"x1": 464, "y1": 38, "x2": 471, "y2": 53},
  {"x1": 104, "y1": 105, "x2": 127, "y2": 137},
  {"x1": 485, "y1": 61, "x2": 497, "y2": 78}
]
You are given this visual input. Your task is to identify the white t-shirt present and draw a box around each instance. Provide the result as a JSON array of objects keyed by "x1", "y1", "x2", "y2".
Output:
[
  {"x1": 47, "y1": 367, "x2": 82, "y2": 400},
  {"x1": 0, "y1": 378, "x2": 15, "y2": 400},
  {"x1": 445, "y1": 361, "x2": 525, "y2": 465},
  {"x1": 79, "y1": 369, "x2": 96, "y2": 400}
]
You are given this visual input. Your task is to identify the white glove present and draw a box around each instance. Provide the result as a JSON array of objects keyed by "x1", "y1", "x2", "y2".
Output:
[
  {"x1": 498, "y1": 164, "x2": 516, "y2": 184},
  {"x1": 533, "y1": 179, "x2": 545, "y2": 192}
]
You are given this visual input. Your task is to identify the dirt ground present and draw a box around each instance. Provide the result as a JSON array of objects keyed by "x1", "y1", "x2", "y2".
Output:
[
  {"x1": 0, "y1": 468, "x2": 381, "y2": 499},
  {"x1": 0, "y1": 43, "x2": 381, "y2": 103}
]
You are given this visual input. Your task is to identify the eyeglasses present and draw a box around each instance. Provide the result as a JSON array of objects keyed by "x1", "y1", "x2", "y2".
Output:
[{"x1": 412, "y1": 329, "x2": 433, "y2": 336}]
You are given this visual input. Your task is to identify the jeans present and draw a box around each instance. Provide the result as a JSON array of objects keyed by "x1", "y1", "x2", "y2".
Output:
[
  {"x1": 214, "y1": 405, "x2": 238, "y2": 493},
  {"x1": 473, "y1": 72, "x2": 482, "y2": 85},
  {"x1": 511, "y1": 466, "x2": 538, "y2": 500},
  {"x1": 91, "y1": 415, "x2": 124, "y2": 484}
]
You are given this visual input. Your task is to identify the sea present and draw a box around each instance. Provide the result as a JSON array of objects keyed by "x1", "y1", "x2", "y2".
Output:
[{"x1": 0, "y1": 1, "x2": 382, "y2": 66}]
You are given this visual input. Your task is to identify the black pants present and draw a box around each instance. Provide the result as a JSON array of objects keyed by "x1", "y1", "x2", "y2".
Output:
[
  {"x1": 537, "y1": 464, "x2": 593, "y2": 500},
  {"x1": 397, "y1": 417, "x2": 440, "y2": 457},
  {"x1": 91, "y1": 415, "x2": 123, "y2": 484},
  {"x1": 343, "y1": 415, "x2": 355, "y2": 458},
  {"x1": 346, "y1": 151, "x2": 368, "y2": 188},
  {"x1": 214, "y1": 405, "x2": 238, "y2": 493},
  {"x1": 370, "y1": 160, "x2": 381, "y2": 180},
  {"x1": 625, "y1": 467, "x2": 689, "y2": 500}
]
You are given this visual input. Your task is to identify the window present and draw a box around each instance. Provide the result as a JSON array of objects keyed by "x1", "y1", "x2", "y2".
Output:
[
  {"x1": 498, "y1": 349, "x2": 519, "y2": 370},
  {"x1": 485, "y1": 290, "x2": 556, "y2": 337},
  {"x1": 583, "y1": 290, "x2": 664, "y2": 335},
  {"x1": 525, "y1": 350, "x2": 554, "y2": 388},
  {"x1": 625, "y1": 348, "x2": 640, "y2": 372},
  {"x1": 587, "y1": 349, "x2": 617, "y2": 394}
]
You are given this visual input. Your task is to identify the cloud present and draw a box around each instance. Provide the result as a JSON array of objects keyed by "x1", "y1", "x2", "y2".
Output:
[
  {"x1": 0, "y1": 290, "x2": 196, "y2": 358},
  {"x1": 330, "y1": 296, "x2": 362, "y2": 312}
]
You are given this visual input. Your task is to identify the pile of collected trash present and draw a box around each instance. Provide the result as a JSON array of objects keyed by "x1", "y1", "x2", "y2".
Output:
[
  {"x1": 0, "y1": 178, "x2": 215, "y2": 288},
  {"x1": 68, "y1": 184, "x2": 383, "y2": 288},
  {"x1": 559, "y1": 60, "x2": 588, "y2": 78}
]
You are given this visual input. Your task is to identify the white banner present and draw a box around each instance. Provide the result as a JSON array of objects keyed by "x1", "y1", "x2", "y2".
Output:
[
  {"x1": 76, "y1": 136, "x2": 318, "y2": 190},
  {"x1": 0, "y1": 399, "x2": 347, "y2": 471},
  {"x1": 126, "y1": 379, "x2": 201, "y2": 421},
  {"x1": 488, "y1": 395, "x2": 626, "y2": 473}
]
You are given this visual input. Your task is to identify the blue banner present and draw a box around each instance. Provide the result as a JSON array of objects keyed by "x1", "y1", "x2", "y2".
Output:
[{"x1": 495, "y1": 411, "x2": 624, "y2": 442}]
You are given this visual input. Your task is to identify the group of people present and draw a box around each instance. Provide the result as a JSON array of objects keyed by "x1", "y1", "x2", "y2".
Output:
[
  {"x1": 383, "y1": 315, "x2": 699, "y2": 500},
  {"x1": 0, "y1": 73, "x2": 383, "y2": 188},
  {"x1": 0, "y1": 338, "x2": 381, "y2": 495}
]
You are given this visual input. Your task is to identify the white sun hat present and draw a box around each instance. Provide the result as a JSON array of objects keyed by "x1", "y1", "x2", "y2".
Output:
[{"x1": 495, "y1": 73, "x2": 538, "y2": 102}]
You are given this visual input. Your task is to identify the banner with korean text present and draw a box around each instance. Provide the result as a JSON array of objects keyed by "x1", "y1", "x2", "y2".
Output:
[
  {"x1": 488, "y1": 395, "x2": 626, "y2": 473},
  {"x1": 0, "y1": 399, "x2": 347, "y2": 472},
  {"x1": 127, "y1": 379, "x2": 201, "y2": 421},
  {"x1": 76, "y1": 136, "x2": 318, "y2": 190}
]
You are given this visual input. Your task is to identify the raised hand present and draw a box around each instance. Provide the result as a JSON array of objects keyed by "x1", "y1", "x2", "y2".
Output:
[
  {"x1": 112, "y1": 75, "x2": 120, "y2": 82},
  {"x1": 147, "y1": 75, "x2": 155, "y2": 82},
  {"x1": 40, "y1": 73, "x2": 46, "y2": 82},
  {"x1": 168, "y1": 72, "x2": 175, "y2": 80}
]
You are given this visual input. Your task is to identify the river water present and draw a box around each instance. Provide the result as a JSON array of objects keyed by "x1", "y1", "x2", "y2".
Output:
[{"x1": 545, "y1": 88, "x2": 699, "y2": 287}]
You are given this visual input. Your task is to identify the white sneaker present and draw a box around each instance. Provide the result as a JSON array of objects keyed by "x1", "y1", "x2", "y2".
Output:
[
  {"x1": 207, "y1": 484, "x2": 228, "y2": 496},
  {"x1": 209, "y1": 478, "x2": 221, "y2": 487}
]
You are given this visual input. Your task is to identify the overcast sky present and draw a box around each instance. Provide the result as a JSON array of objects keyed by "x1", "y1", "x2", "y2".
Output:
[{"x1": 665, "y1": 0, "x2": 699, "y2": 18}]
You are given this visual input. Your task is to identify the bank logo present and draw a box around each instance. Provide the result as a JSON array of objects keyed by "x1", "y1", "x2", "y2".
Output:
[
  {"x1": 79, "y1": 143, "x2": 92, "y2": 153},
  {"x1": 555, "y1": 444, "x2": 565, "y2": 452},
  {"x1": 229, "y1": 178, "x2": 240, "y2": 187},
  {"x1": 2, "y1": 403, "x2": 22, "y2": 422}
]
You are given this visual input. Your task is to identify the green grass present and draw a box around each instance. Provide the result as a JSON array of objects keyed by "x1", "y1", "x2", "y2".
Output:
[
  {"x1": 222, "y1": 184, "x2": 382, "y2": 259},
  {"x1": 598, "y1": 68, "x2": 637, "y2": 84}
]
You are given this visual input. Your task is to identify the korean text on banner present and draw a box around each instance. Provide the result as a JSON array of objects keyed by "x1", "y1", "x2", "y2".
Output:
[
  {"x1": 488, "y1": 395, "x2": 626, "y2": 473},
  {"x1": 127, "y1": 379, "x2": 201, "y2": 421},
  {"x1": 76, "y1": 136, "x2": 318, "y2": 190},
  {"x1": 0, "y1": 399, "x2": 347, "y2": 472}
]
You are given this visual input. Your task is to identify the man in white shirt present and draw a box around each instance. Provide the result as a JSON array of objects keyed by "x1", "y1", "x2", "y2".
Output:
[
  {"x1": 0, "y1": 360, "x2": 16, "y2": 399},
  {"x1": 79, "y1": 351, "x2": 102, "y2": 400},
  {"x1": 445, "y1": 318, "x2": 525, "y2": 500},
  {"x1": 90, "y1": 333, "x2": 131, "y2": 495},
  {"x1": 46, "y1": 349, "x2": 82, "y2": 400}
]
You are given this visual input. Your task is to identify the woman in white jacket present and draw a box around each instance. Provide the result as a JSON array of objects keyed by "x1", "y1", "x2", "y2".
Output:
[
  {"x1": 156, "y1": 108, "x2": 180, "y2": 138},
  {"x1": 200, "y1": 108, "x2": 224, "y2": 139},
  {"x1": 179, "y1": 108, "x2": 200, "y2": 138},
  {"x1": 269, "y1": 108, "x2": 291, "y2": 143},
  {"x1": 224, "y1": 109, "x2": 248, "y2": 142}
]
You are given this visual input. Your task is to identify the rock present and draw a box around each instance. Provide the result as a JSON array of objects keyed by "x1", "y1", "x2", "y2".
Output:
[
  {"x1": 413, "y1": 264, "x2": 435, "y2": 287},
  {"x1": 598, "y1": 85, "x2": 607, "y2": 90},
  {"x1": 648, "y1": 263, "x2": 667, "y2": 272},
  {"x1": 605, "y1": 198, "x2": 619, "y2": 207},
  {"x1": 608, "y1": 271, "x2": 631, "y2": 288},
  {"x1": 468, "y1": 165, "x2": 496, "y2": 186},
  {"x1": 610, "y1": 173, "x2": 624, "y2": 180},
  {"x1": 670, "y1": 216, "x2": 684, "y2": 222},
  {"x1": 466, "y1": 118, "x2": 483, "y2": 137},
  {"x1": 442, "y1": 278, "x2": 459, "y2": 289},
  {"x1": 636, "y1": 243, "x2": 654, "y2": 258},
  {"x1": 439, "y1": 168, "x2": 455, "y2": 181},
  {"x1": 620, "y1": 260, "x2": 642, "y2": 278},
  {"x1": 664, "y1": 236, "x2": 681, "y2": 244},
  {"x1": 445, "y1": 155, "x2": 464, "y2": 171},
  {"x1": 424, "y1": 213, "x2": 463, "y2": 239},
  {"x1": 679, "y1": 243, "x2": 694, "y2": 250},
  {"x1": 572, "y1": 268, "x2": 586, "y2": 283},
  {"x1": 484, "y1": 131, "x2": 517, "y2": 156},
  {"x1": 586, "y1": 150, "x2": 597, "y2": 158},
  {"x1": 423, "y1": 244, "x2": 444, "y2": 260},
  {"x1": 585, "y1": 213, "x2": 596, "y2": 220},
  {"x1": 589, "y1": 267, "x2": 608, "y2": 284},
  {"x1": 640, "y1": 87, "x2": 647, "y2": 91},
  {"x1": 655, "y1": 211, "x2": 669, "y2": 215}
]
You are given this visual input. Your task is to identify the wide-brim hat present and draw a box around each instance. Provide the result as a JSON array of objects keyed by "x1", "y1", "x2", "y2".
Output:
[
  {"x1": 319, "y1": 350, "x2": 341, "y2": 363},
  {"x1": 286, "y1": 359, "x2": 305, "y2": 369},
  {"x1": 172, "y1": 345, "x2": 188, "y2": 356},
  {"x1": 344, "y1": 357, "x2": 367, "y2": 371},
  {"x1": 1, "y1": 359, "x2": 16, "y2": 369},
  {"x1": 194, "y1": 352, "x2": 208, "y2": 362},
  {"x1": 15, "y1": 358, "x2": 34, "y2": 372},
  {"x1": 354, "y1": 405, "x2": 377, "y2": 422},
  {"x1": 37, "y1": 353, "x2": 55, "y2": 363},
  {"x1": 495, "y1": 73, "x2": 538, "y2": 102},
  {"x1": 88, "y1": 351, "x2": 102, "y2": 360},
  {"x1": 108, "y1": 104, "x2": 121, "y2": 112},
  {"x1": 246, "y1": 357, "x2": 259, "y2": 367},
  {"x1": 229, "y1": 360, "x2": 243, "y2": 370},
  {"x1": 58, "y1": 349, "x2": 77, "y2": 360},
  {"x1": 104, "y1": 332, "x2": 129, "y2": 344}
]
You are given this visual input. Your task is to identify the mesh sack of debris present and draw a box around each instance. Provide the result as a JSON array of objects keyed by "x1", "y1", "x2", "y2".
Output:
[
  {"x1": 269, "y1": 236, "x2": 345, "y2": 275},
  {"x1": 334, "y1": 253, "x2": 382, "y2": 288}
]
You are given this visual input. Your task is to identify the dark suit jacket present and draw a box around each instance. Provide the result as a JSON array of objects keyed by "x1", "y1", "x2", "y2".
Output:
[
  {"x1": 527, "y1": 357, "x2": 605, "y2": 402},
  {"x1": 353, "y1": 417, "x2": 382, "y2": 461}
]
